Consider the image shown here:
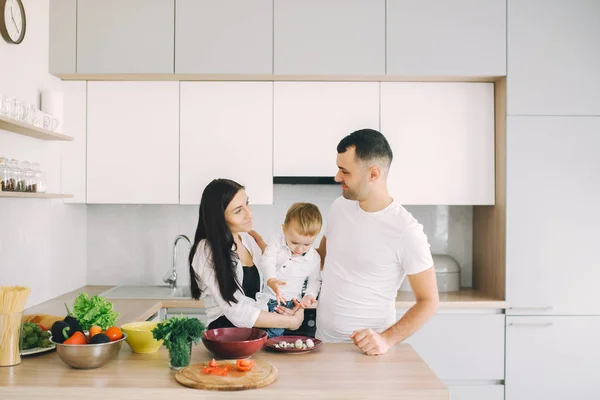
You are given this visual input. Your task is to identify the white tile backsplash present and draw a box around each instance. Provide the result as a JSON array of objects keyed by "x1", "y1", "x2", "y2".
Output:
[{"x1": 87, "y1": 185, "x2": 473, "y2": 288}]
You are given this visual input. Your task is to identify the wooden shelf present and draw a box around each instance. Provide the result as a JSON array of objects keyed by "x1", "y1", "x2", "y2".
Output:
[
  {"x1": 0, "y1": 192, "x2": 73, "y2": 199},
  {"x1": 0, "y1": 115, "x2": 73, "y2": 141},
  {"x1": 56, "y1": 72, "x2": 504, "y2": 83},
  {"x1": 396, "y1": 288, "x2": 506, "y2": 309}
]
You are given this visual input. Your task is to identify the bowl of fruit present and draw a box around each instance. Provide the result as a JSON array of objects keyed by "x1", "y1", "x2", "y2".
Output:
[{"x1": 49, "y1": 294, "x2": 126, "y2": 369}]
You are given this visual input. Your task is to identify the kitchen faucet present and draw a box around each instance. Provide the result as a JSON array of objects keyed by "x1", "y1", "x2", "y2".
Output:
[{"x1": 164, "y1": 234, "x2": 191, "y2": 289}]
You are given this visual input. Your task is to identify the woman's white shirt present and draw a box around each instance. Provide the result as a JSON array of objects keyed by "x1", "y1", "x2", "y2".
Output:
[{"x1": 191, "y1": 232, "x2": 265, "y2": 328}]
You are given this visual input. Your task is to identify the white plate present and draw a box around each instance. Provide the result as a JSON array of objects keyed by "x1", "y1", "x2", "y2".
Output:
[{"x1": 20, "y1": 343, "x2": 56, "y2": 356}]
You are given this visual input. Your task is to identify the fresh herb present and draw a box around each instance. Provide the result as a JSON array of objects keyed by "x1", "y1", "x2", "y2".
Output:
[
  {"x1": 71, "y1": 293, "x2": 119, "y2": 331},
  {"x1": 152, "y1": 315, "x2": 205, "y2": 368}
]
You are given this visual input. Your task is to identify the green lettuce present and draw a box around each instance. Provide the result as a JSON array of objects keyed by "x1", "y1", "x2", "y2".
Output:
[{"x1": 72, "y1": 293, "x2": 119, "y2": 330}]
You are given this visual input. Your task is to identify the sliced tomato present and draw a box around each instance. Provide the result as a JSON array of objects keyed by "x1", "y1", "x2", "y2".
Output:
[
  {"x1": 212, "y1": 367, "x2": 228, "y2": 376},
  {"x1": 223, "y1": 365, "x2": 232, "y2": 372},
  {"x1": 236, "y1": 359, "x2": 256, "y2": 372},
  {"x1": 202, "y1": 366, "x2": 216, "y2": 374},
  {"x1": 208, "y1": 358, "x2": 218, "y2": 368}
]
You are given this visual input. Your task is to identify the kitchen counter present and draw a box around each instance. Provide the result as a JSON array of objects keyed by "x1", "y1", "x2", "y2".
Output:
[
  {"x1": 23, "y1": 286, "x2": 506, "y2": 323},
  {"x1": 0, "y1": 342, "x2": 448, "y2": 399},
  {"x1": 3, "y1": 286, "x2": 450, "y2": 399}
]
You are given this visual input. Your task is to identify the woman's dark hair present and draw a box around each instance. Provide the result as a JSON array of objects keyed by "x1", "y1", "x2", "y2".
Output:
[{"x1": 189, "y1": 178, "x2": 245, "y2": 303}]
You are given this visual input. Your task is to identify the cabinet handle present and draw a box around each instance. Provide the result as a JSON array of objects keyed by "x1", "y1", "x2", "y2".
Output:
[
  {"x1": 507, "y1": 322, "x2": 553, "y2": 327},
  {"x1": 508, "y1": 306, "x2": 553, "y2": 310}
]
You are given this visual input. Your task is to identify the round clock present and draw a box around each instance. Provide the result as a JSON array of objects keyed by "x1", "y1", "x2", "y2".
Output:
[{"x1": 1, "y1": 0, "x2": 26, "y2": 44}]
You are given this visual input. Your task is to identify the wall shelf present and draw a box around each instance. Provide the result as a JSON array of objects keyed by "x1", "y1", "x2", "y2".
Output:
[
  {"x1": 0, "y1": 192, "x2": 73, "y2": 199},
  {"x1": 0, "y1": 115, "x2": 73, "y2": 141}
]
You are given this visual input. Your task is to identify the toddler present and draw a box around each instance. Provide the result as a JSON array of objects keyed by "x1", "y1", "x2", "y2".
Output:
[{"x1": 260, "y1": 202, "x2": 322, "y2": 338}]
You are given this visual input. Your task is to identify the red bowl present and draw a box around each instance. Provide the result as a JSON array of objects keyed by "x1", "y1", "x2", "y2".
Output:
[{"x1": 201, "y1": 327, "x2": 267, "y2": 359}]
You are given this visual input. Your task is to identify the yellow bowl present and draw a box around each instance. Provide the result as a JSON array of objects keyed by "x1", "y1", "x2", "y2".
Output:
[{"x1": 120, "y1": 321, "x2": 163, "y2": 353}]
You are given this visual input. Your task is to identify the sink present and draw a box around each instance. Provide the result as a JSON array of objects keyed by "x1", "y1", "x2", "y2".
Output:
[{"x1": 100, "y1": 285, "x2": 192, "y2": 300}]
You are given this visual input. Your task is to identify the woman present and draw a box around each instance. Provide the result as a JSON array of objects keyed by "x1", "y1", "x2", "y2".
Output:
[{"x1": 189, "y1": 178, "x2": 304, "y2": 331}]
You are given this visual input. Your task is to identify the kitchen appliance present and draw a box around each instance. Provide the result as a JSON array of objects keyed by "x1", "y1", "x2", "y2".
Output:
[{"x1": 400, "y1": 254, "x2": 461, "y2": 293}]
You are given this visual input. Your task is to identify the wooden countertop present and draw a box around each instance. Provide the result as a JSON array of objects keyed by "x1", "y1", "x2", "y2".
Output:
[
  {"x1": 2, "y1": 285, "x2": 459, "y2": 398},
  {"x1": 0, "y1": 339, "x2": 448, "y2": 399}
]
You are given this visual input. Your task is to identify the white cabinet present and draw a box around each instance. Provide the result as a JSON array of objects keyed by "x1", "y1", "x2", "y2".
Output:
[
  {"x1": 381, "y1": 82, "x2": 495, "y2": 205},
  {"x1": 449, "y1": 385, "x2": 504, "y2": 400},
  {"x1": 274, "y1": 82, "x2": 380, "y2": 177},
  {"x1": 400, "y1": 312, "x2": 505, "y2": 380},
  {"x1": 506, "y1": 117, "x2": 600, "y2": 315},
  {"x1": 175, "y1": 0, "x2": 273, "y2": 74},
  {"x1": 387, "y1": 0, "x2": 506, "y2": 76},
  {"x1": 179, "y1": 82, "x2": 273, "y2": 205},
  {"x1": 507, "y1": 0, "x2": 600, "y2": 115},
  {"x1": 506, "y1": 316, "x2": 600, "y2": 400},
  {"x1": 274, "y1": 0, "x2": 385, "y2": 74},
  {"x1": 86, "y1": 82, "x2": 179, "y2": 204},
  {"x1": 61, "y1": 81, "x2": 87, "y2": 203},
  {"x1": 77, "y1": 0, "x2": 174, "y2": 74}
]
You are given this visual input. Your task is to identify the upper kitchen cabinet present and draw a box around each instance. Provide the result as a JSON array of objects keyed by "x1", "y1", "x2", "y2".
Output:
[
  {"x1": 49, "y1": 0, "x2": 76, "y2": 75},
  {"x1": 386, "y1": 0, "x2": 506, "y2": 77},
  {"x1": 506, "y1": 117, "x2": 600, "y2": 315},
  {"x1": 77, "y1": 0, "x2": 175, "y2": 74},
  {"x1": 179, "y1": 82, "x2": 273, "y2": 205},
  {"x1": 175, "y1": 0, "x2": 272, "y2": 74},
  {"x1": 381, "y1": 82, "x2": 495, "y2": 205},
  {"x1": 86, "y1": 82, "x2": 179, "y2": 204},
  {"x1": 508, "y1": 0, "x2": 600, "y2": 115},
  {"x1": 274, "y1": 82, "x2": 380, "y2": 177},
  {"x1": 274, "y1": 0, "x2": 385, "y2": 75}
]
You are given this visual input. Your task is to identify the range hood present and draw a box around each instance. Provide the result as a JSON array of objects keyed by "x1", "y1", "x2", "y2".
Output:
[{"x1": 273, "y1": 176, "x2": 337, "y2": 185}]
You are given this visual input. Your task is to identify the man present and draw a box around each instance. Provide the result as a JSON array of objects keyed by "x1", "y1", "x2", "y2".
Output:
[{"x1": 316, "y1": 128, "x2": 439, "y2": 355}]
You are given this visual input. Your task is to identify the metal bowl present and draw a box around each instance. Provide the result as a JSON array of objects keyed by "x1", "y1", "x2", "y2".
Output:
[{"x1": 49, "y1": 333, "x2": 128, "y2": 369}]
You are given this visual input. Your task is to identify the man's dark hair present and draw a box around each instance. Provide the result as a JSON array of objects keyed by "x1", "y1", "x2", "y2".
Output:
[{"x1": 337, "y1": 128, "x2": 393, "y2": 168}]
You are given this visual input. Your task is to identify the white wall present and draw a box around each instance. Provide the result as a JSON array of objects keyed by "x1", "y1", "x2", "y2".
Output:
[
  {"x1": 87, "y1": 185, "x2": 473, "y2": 288},
  {"x1": 0, "y1": 0, "x2": 86, "y2": 307}
]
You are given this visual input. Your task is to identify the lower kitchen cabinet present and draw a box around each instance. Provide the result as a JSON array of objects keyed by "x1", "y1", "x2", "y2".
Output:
[
  {"x1": 506, "y1": 316, "x2": 600, "y2": 400},
  {"x1": 449, "y1": 385, "x2": 504, "y2": 400},
  {"x1": 400, "y1": 312, "x2": 505, "y2": 381}
]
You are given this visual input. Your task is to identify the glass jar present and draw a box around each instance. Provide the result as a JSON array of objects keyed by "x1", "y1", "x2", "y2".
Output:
[
  {"x1": 31, "y1": 163, "x2": 45, "y2": 193},
  {"x1": 0, "y1": 158, "x2": 9, "y2": 191},
  {"x1": 20, "y1": 161, "x2": 34, "y2": 193},
  {"x1": 7, "y1": 159, "x2": 20, "y2": 192}
]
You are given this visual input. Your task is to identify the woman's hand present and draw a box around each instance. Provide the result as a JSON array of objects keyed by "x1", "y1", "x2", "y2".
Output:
[
  {"x1": 300, "y1": 295, "x2": 317, "y2": 308},
  {"x1": 267, "y1": 278, "x2": 287, "y2": 306},
  {"x1": 275, "y1": 299, "x2": 304, "y2": 330}
]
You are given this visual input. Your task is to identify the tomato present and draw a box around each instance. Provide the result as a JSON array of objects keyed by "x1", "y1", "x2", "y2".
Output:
[
  {"x1": 89, "y1": 326, "x2": 102, "y2": 338},
  {"x1": 105, "y1": 326, "x2": 123, "y2": 341},
  {"x1": 202, "y1": 366, "x2": 216, "y2": 374},
  {"x1": 212, "y1": 368, "x2": 228, "y2": 376},
  {"x1": 208, "y1": 358, "x2": 218, "y2": 368},
  {"x1": 236, "y1": 359, "x2": 255, "y2": 372}
]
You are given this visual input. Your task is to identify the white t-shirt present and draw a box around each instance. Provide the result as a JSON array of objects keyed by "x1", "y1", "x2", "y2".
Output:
[
  {"x1": 260, "y1": 232, "x2": 322, "y2": 301},
  {"x1": 316, "y1": 196, "x2": 433, "y2": 342}
]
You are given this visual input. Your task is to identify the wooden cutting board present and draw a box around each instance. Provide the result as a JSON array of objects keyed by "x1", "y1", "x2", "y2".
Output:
[{"x1": 175, "y1": 360, "x2": 277, "y2": 391}]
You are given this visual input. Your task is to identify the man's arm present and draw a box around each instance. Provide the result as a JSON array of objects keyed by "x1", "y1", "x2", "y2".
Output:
[
  {"x1": 351, "y1": 267, "x2": 439, "y2": 356},
  {"x1": 383, "y1": 267, "x2": 439, "y2": 343},
  {"x1": 316, "y1": 235, "x2": 326, "y2": 269}
]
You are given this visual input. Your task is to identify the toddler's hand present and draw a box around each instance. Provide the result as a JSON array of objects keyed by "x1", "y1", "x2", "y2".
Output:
[
  {"x1": 300, "y1": 295, "x2": 317, "y2": 308},
  {"x1": 267, "y1": 278, "x2": 287, "y2": 305}
]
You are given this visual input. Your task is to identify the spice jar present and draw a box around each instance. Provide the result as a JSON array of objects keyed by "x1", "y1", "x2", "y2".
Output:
[
  {"x1": 20, "y1": 161, "x2": 35, "y2": 192},
  {"x1": 7, "y1": 159, "x2": 21, "y2": 191},
  {"x1": 0, "y1": 158, "x2": 9, "y2": 191},
  {"x1": 31, "y1": 163, "x2": 46, "y2": 193}
]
